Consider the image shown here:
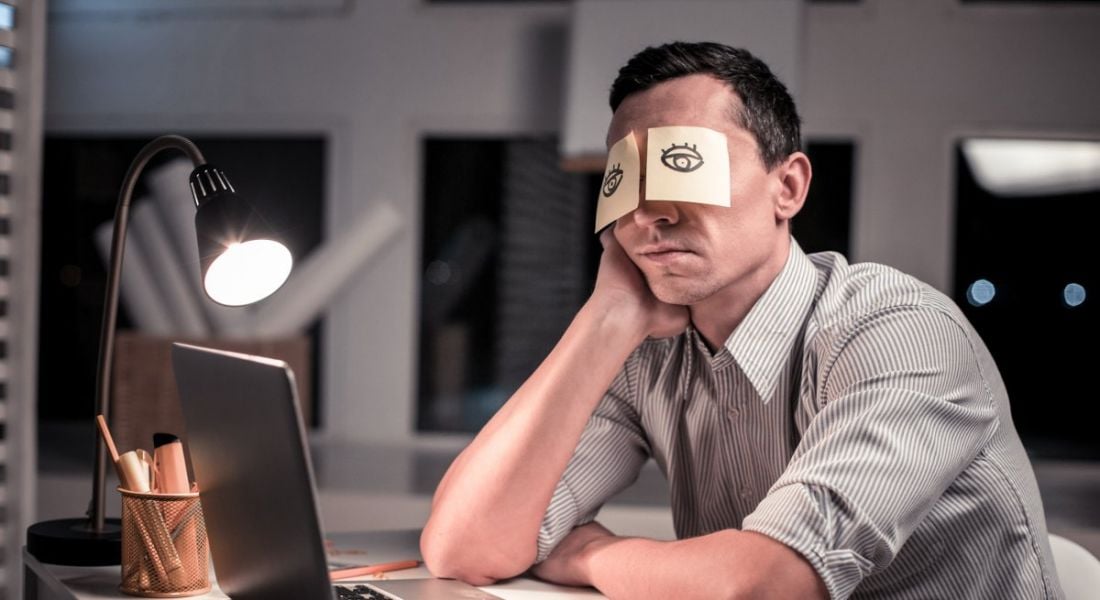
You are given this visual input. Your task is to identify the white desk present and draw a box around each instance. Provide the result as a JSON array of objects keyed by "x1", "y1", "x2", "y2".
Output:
[{"x1": 23, "y1": 529, "x2": 604, "y2": 599}]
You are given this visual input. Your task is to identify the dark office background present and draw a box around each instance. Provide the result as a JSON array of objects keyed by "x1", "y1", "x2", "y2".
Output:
[
  {"x1": 38, "y1": 136, "x2": 326, "y2": 425},
  {"x1": 954, "y1": 144, "x2": 1097, "y2": 459}
]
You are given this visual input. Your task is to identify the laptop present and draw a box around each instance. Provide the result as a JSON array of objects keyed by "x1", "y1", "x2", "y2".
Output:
[{"x1": 172, "y1": 342, "x2": 501, "y2": 600}]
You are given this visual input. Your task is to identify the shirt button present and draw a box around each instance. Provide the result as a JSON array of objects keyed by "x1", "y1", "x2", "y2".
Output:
[
  {"x1": 727, "y1": 406, "x2": 742, "y2": 418},
  {"x1": 739, "y1": 488, "x2": 753, "y2": 500}
]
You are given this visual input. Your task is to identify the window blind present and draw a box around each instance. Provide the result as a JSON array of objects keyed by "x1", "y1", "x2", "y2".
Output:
[
  {"x1": 0, "y1": 0, "x2": 46, "y2": 597},
  {"x1": 0, "y1": 4, "x2": 15, "y2": 594}
]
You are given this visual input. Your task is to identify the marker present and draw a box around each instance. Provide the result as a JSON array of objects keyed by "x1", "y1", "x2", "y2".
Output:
[{"x1": 153, "y1": 433, "x2": 190, "y2": 494}]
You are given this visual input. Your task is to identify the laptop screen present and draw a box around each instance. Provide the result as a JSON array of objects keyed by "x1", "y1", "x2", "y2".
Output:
[{"x1": 173, "y1": 343, "x2": 336, "y2": 600}]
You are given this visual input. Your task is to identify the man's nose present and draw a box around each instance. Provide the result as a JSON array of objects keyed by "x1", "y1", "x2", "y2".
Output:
[{"x1": 631, "y1": 199, "x2": 680, "y2": 228}]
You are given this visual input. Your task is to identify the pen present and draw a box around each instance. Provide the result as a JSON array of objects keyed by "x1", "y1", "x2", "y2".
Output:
[{"x1": 329, "y1": 559, "x2": 421, "y2": 581}]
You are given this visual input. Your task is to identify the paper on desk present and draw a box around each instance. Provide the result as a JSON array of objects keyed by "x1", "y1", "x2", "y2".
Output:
[
  {"x1": 130, "y1": 199, "x2": 210, "y2": 337},
  {"x1": 481, "y1": 579, "x2": 606, "y2": 599},
  {"x1": 251, "y1": 202, "x2": 403, "y2": 337},
  {"x1": 95, "y1": 221, "x2": 175, "y2": 335}
]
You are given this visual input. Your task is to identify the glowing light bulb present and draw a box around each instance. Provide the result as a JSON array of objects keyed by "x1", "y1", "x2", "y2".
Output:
[{"x1": 204, "y1": 240, "x2": 292, "y2": 306}]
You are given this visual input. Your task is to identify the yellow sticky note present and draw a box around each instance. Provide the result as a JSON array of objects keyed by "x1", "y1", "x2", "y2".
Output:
[
  {"x1": 644, "y1": 126, "x2": 730, "y2": 207},
  {"x1": 594, "y1": 132, "x2": 641, "y2": 232}
]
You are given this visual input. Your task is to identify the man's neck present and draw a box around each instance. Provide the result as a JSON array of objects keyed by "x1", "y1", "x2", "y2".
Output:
[{"x1": 689, "y1": 236, "x2": 792, "y2": 352}]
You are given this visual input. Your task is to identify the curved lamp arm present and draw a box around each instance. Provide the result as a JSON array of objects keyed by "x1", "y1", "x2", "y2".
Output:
[{"x1": 91, "y1": 135, "x2": 207, "y2": 532}]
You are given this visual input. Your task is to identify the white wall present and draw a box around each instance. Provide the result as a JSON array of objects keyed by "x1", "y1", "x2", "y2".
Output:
[
  {"x1": 801, "y1": 0, "x2": 1100, "y2": 292},
  {"x1": 43, "y1": 0, "x2": 1100, "y2": 443},
  {"x1": 561, "y1": 0, "x2": 802, "y2": 158}
]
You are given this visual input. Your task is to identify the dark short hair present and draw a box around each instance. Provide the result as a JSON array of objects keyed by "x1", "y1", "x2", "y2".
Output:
[{"x1": 610, "y1": 41, "x2": 801, "y2": 170}]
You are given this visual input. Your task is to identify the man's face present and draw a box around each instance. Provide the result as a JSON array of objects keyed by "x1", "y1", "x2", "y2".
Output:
[{"x1": 608, "y1": 73, "x2": 792, "y2": 306}]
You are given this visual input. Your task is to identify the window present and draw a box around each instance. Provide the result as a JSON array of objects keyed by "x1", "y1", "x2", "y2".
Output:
[
  {"x1": 418, "y1": 138, "x2": 592, "y2": 432},
  {"x1": 797, "y1": 141, "x2": 855, "y2": 255},
  {"x1": 954, "y1": 138, "x2": 1098, "y2": 458}
]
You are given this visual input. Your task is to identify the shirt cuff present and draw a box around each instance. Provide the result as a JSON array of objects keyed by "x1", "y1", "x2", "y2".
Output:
[{"x1": 742, "y1": 483, "x2": 875, "y2": 600}]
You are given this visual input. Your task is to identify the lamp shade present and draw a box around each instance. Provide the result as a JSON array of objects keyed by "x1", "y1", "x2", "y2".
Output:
[{"x1": 190, "y1": 165, "x2": 292, "y2": 306}]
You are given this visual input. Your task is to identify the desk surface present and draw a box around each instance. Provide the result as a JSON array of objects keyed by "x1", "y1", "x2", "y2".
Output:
[{"x1": 23, "y1": 529, "x2": 604, "y2": 600}]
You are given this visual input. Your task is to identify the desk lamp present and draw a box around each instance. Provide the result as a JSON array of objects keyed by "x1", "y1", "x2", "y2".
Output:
[{"x1": 27, "y1": 134, "x2": 293, "y2": 565}]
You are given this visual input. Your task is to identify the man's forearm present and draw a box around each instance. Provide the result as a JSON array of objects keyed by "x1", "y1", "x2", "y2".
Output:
[
  {"x1": 421, "y1": 298, "x2": 648, "y2": 584},
  {"x1": 545, "y1": 527, "x2": 827, "y2": 600}
]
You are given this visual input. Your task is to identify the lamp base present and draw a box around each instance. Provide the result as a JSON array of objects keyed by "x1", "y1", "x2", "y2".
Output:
[{"x1": 27, "y1": 518, "x2": 122, "y2": 566}]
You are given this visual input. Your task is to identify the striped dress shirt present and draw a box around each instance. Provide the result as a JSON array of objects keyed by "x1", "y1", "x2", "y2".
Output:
[{"x1": 537, "y1": 240, "x2": 1063, "y2": 599}]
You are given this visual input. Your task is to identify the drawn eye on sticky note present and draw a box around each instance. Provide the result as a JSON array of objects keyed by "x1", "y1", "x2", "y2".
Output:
[
  {"x1": 645, "y1": 126, "x2": 730, "y2": 207},
  {"x1": 594, "y1": 132, "x2": 641, "y2": 232}
]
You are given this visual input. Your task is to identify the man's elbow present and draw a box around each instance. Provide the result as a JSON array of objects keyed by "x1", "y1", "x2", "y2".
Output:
[
  {"x1": 716, "y1": 532, "x2": 829, "y2": 600},
  {"x1": 723, "y1": 565, "x2": 828, "y2": 600},
  {"x1": 419, "y1": 524, "x2": 536, "y2": 586}
]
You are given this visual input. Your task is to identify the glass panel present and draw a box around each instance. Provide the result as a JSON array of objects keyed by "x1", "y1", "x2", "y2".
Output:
[
  {"x1": 797, "y1": 141, "x2": 855, "y2": 255},
  {"x1": 417, "y1": 137, "x2": 593, "y2": 432},
  {"x1": 954, "y1": 139, "x2": 1098, "y2": 459}
]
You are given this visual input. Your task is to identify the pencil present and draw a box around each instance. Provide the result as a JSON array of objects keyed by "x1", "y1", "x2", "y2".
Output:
[
  {"x1": 329, "y1": 559, "x2": 420, "y2": 581},
  {"x1": 96, "y1": 414, "x2": 121, "y2": 462}
]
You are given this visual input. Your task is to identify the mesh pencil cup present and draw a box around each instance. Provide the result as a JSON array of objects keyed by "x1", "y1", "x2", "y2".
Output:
[{"x1": 119, "y1": 489, "x2": 211, "y2": 597}]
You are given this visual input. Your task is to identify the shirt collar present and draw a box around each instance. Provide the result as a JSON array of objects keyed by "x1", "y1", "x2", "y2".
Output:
[{"x1": 722, "y1": 239, "x2": 819, "y2": 402}]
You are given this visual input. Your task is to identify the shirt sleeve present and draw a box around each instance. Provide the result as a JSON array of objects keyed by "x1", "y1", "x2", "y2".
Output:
[
  {"x1": 742, "y1": 305, "x2": 998, "y2": 599},
  {"x1": 536, "y1": 359, "x2": 650, "y2": 562}
]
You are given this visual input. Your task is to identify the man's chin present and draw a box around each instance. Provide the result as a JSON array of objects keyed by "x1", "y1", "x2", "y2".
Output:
[{"x1": 648, "y1": 280, "x2": 713, "y2": 306}]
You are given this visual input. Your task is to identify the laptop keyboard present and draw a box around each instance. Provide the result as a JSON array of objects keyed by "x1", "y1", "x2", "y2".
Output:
[{"x1": 336, "y1": 584, "x2": 398, "y2": 599}]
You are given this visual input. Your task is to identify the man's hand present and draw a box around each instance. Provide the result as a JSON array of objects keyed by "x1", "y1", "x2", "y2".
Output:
[
  {"x1": 531, "y1": 522, "x2": 616, "y2": 587},
  {"x1": 591, "y1": 229, "x2": 689, "y2": 340}
]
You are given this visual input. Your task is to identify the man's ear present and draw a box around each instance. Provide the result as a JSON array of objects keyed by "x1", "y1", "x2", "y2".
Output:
[{"x1": 774, "y1": 151, "x2": 811, "y2": 221}]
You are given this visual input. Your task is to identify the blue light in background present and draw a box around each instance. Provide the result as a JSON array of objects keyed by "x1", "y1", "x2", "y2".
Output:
[
  {"x1": 1063, "y1": 283, "x2": 1086, "y2": 308},
  {"x1": 966, "y1": 279, "x2": 996, "y2": 307},
  {"x1": 0, "y1": 3, "x2": 12, "y2": 30},
  {"x1": 0, "y1": 47, "x2": 11, "y2": 69}
]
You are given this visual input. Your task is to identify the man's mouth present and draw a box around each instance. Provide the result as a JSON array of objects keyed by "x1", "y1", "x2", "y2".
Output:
[{"x1": 637, "y1": 243, "x2": 694, "y2": 265}]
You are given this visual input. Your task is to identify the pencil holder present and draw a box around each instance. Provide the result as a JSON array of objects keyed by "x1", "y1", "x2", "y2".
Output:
[{"x1": 119, "y1": 489, "x2": 211, "y2": 597}]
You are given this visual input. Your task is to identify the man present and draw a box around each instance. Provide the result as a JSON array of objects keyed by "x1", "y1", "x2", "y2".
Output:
[{"x1": 421, "y1": 42, "x2": 1062, "y2": 599}]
